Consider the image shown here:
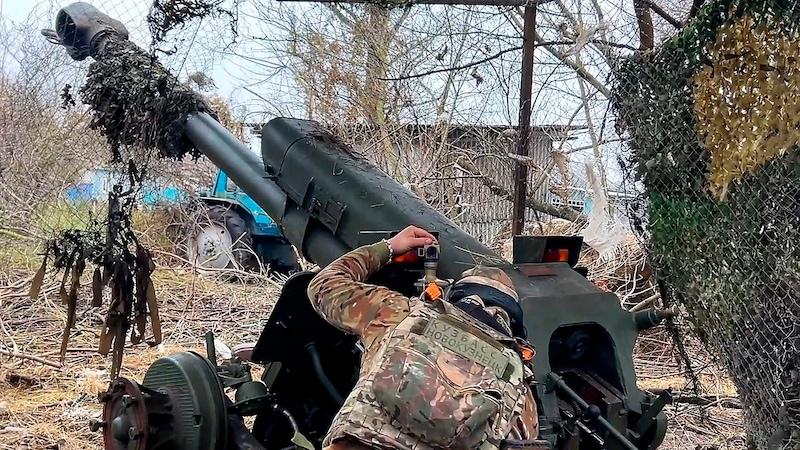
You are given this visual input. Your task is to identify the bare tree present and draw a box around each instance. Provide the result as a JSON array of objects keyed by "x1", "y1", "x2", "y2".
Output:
[
  {"x1": 203, "y1": 0, "x2": 701, "y2": 233},
  {"x1": 0, "y1": 11, "x2": 107, "y2": 238}
]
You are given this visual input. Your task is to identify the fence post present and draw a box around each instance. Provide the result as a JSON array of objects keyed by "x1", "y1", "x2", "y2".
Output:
[{"x1": 511, "y1": 5, "x2": 537, "y2": 237}]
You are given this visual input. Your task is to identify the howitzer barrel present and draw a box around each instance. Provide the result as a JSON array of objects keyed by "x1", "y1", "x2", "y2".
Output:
[
  {"x1": 183, "y1": 113, "x2": 352, "y2": 264},
  {"x1": 257, "y1": 117, "x2": 509, "y2": 278}
]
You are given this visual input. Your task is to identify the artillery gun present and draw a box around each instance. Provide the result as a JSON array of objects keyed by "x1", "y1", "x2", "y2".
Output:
[{"x1": 45, "y1": 3, "x2": 674, "y2": 450}]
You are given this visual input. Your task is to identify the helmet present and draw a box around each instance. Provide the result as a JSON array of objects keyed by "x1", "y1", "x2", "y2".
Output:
[{"x1": 447, "y1": 266, "x2": 526, "y2": 339}]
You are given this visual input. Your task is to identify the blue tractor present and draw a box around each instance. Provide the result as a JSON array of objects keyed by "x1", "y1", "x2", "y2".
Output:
[
  {"x1": 64, "y1": 167, "x2": 300, "y2": 275},
  {"x1": 177, "y1": 169, "x2": 301, "y2": 275}
]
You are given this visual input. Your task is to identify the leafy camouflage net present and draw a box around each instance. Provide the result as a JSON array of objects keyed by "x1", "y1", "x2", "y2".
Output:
[
  {"x1": 29, "y1": 2, "x2": 232, "y2": 379},
  {"x1": 611, "y1": 0, "x2": 800, "y2": 448},
  {"x1": 82, "y1": 39, "x2": 215, "y2": 161},
  {"x1": 147, "y1": 0, "x2": 240, "y2": 49}
]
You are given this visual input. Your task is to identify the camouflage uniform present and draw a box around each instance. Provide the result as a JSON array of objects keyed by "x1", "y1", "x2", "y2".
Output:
[{"x1": 307, "y1": 241, "x2": 542, "y2": 450}]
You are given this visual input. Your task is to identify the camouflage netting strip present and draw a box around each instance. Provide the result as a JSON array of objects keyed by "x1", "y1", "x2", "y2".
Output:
[
  {"x1": 611, "y1": 0, "x2": 800, "y2": 448},
  {"x1": 147, "y1": 0, "x2": 239, "y2": 49},
  {"x1": 81, "y1": 37, "x2": 215, "y2": 161},
  {"x1": 31, "y1": 2, "x2": 232, "y2": 379}
]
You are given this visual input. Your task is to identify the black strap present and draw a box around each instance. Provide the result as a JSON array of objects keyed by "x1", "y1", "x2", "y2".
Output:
[
  {"x1": 448, "y1": 283, "x2": 527, "y2": 339},
  {"x1": 452, "y1": 299, "x2": 512, "y2": 337}
]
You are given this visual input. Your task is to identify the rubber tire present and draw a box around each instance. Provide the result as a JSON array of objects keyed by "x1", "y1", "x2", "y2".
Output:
[
  {"x1": 183, "y1": 204, "x2": 256, "y2": 271},
  {"x1": 258, "y1": 239, "x2": 302, "y2": 276}
]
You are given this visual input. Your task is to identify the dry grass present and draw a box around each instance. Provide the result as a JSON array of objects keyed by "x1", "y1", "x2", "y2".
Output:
[
  {"x1": 0, "y1": 238, "x2": 745, "y2": 450},
  {"x1": 0, "y1": 236, "x2": 281, "y2": 450},
  {"x1": 635, "y1": 326, "x2": 747, "y2": 449}
]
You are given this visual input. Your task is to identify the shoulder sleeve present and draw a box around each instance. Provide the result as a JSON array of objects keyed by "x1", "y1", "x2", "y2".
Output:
[{"x1": 307, "y1": 242, "x2": 411, "y2": 347}]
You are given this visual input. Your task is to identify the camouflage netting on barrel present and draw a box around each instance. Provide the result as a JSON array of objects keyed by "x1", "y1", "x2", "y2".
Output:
[
  {"x1": 611, "y1": 0, "x2": 800, "y2": 448},
  {"x1": 29, "y1": 0, "x2": 237, "y2": 380}
]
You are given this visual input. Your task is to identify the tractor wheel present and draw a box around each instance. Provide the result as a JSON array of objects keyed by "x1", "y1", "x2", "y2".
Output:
[
  {"x1": 182, "y1": 205, "x2": 256, "y2": 271},
  {"x1": 258, "y1": 239, "x2": 302, "y2": 276}
]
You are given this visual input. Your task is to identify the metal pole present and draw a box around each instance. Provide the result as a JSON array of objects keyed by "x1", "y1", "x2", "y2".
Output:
[{"x1": 511, "y1": 5, "x2": 536, "y2": 237}]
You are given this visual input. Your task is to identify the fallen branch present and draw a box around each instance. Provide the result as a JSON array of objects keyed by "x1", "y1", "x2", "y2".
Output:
[
  {"x1": 672, "y1": 394, "x2": 741, "y2": 409},
  {"x1": 0, "y1": 348, "x2": 62, "y2": 368},
  {"x1": 0, "y1": 315, "x2": 19, "y2": 354},
  {"x1": 629, "y1": 293, "x2": 661, "y2": 312},
  {"x1": 649, "y1": 389, "x2": 742, "y2": 409}
]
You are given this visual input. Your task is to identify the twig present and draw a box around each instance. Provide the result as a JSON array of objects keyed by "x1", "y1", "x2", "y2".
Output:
[
  {"x1": 0, "y1": 314, "x2": 18, "y2": 354},
  {"x1": 379, "y1": 46, "x2": 523, "y2": 81},
  {"x1": 42, "y1": 347, "x2": 111, "y2": 355},
  {"x1": 630, "y1": 293, "x2": 661, "y2": 312},
  {"x1": 0, "y1": 348, "x2": 62, "y2": 368},
  {"x1": 674, "y1": 395, "x2": 741, "y2": 409},
  {"x1": 0, "y1": 227, "x2": 33, "y2": 241},
  {"x1": 642, "y1": 0, "x2": 684, "y2": 28}
]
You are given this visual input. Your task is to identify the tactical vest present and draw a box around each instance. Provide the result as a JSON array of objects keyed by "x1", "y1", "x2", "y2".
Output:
[{"x1": 323, "y1": 297, "x2": 534, "y2": 450}]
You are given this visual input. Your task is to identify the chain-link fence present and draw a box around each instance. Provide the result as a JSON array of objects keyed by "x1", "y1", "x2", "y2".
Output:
[{"x1": 611, "y1": 0, "x2": 800, "y2": 447}]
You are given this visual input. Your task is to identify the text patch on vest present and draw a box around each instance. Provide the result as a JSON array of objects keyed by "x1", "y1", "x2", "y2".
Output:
[{"x1": 423, "y1": 317, "x2": 510, "y2": 377}]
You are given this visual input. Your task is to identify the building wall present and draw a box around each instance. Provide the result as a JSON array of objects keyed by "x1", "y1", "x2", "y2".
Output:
[{"x1": 452, "y1": 132, "x2": 555, "y2": 244}]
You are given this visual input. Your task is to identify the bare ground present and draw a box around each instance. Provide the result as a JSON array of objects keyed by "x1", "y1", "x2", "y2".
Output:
[{"x1": 0, "y1": 241, "x2": 746, "y2": 450}]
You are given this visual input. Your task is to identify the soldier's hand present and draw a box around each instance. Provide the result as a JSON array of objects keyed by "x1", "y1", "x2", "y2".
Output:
[{"x1": 388, "y1": 225, "x2": 437, "y2": 256}]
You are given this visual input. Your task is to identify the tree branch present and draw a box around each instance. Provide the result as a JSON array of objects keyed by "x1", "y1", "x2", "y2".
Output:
[
  {"x1": 501, "y1": 7, "x2": 611, "y2": 98},
  {"x1": 455, "y1": 157, "x2": 586, "y2": 223},
  {"x1": 379, "y1": 46, "x2": 523, "y2": 81},
  {"x1": 380, "y1": 37, "x2": 637, "y2": 83},
  {"x1": 648, "y1": 389, "x2": 742, "y2": 409},
  {"x1": 643, "y1": 0, "x2": 684, "y2": 29},
  {"x1": 533, "y1": 30, "x2": 612, "y2": 98},
  {"x1": 0, "y1": 348, "x2": 62, "y2": 368}
]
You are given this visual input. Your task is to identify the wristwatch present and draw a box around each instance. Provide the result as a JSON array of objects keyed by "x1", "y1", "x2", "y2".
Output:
[{"x1": 380, "y1": 238, "x2": 394, "y2": 261}]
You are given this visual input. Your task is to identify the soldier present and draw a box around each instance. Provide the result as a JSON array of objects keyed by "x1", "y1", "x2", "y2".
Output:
[{"x1": 307, "y1": 225, "x2": 547, "y2": 450}]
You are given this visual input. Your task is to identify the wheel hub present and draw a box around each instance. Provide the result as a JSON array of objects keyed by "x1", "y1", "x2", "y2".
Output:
[
  {"x1": 92, "y1": 351, "x2": 229, "y2": 450},
  {"x1": 95, "y1": 378, "x2": 156, "y2": 450},
  {"x1": 192, "y1": 224, "x2": 232, "y2": 269}
]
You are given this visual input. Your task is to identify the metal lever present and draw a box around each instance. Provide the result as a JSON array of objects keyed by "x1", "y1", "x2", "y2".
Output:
[
  {"x1": 546, "y1": 372, "x2": 639, "y2": 450},
  {"x1": 562, "y1": 407, "x2": 605, "y2": 446}
]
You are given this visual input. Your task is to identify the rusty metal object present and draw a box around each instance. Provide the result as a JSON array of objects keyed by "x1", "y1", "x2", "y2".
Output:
[{"x1": 97, "y1": 378, "x2": 158, "y2": 450}]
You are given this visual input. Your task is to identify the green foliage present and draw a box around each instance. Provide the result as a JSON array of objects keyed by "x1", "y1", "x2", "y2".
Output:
[
  {"x1": 611, "y1": 0, "x2": 800, "y2": 447},
  {"x1": 33, "y1": 200, "x2": 102, "y2": 235}
]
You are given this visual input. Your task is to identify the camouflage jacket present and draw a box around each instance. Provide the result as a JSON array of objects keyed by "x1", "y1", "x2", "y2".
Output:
[{"x1": 307, "y1": 242, "x2": 540, "y2": 449}]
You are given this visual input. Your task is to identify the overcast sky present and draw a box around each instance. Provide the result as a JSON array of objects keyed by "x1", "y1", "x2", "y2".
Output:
[{"x1": 1, "y1": 0, "x2": 254, "y2": 105}]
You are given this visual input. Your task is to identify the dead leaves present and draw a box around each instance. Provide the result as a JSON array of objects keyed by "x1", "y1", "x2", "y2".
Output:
[
  {"x1": 693, "y1": 11, "x2": 800, "y2": 201},
  {"x1": 28, "y1": 202, "x2": 162, "y2": 380}
]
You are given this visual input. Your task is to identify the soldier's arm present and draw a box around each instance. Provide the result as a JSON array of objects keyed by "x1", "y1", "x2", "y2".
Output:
[{"x1": 307, "y1": 241, "x2": 411, "y2": 347}]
